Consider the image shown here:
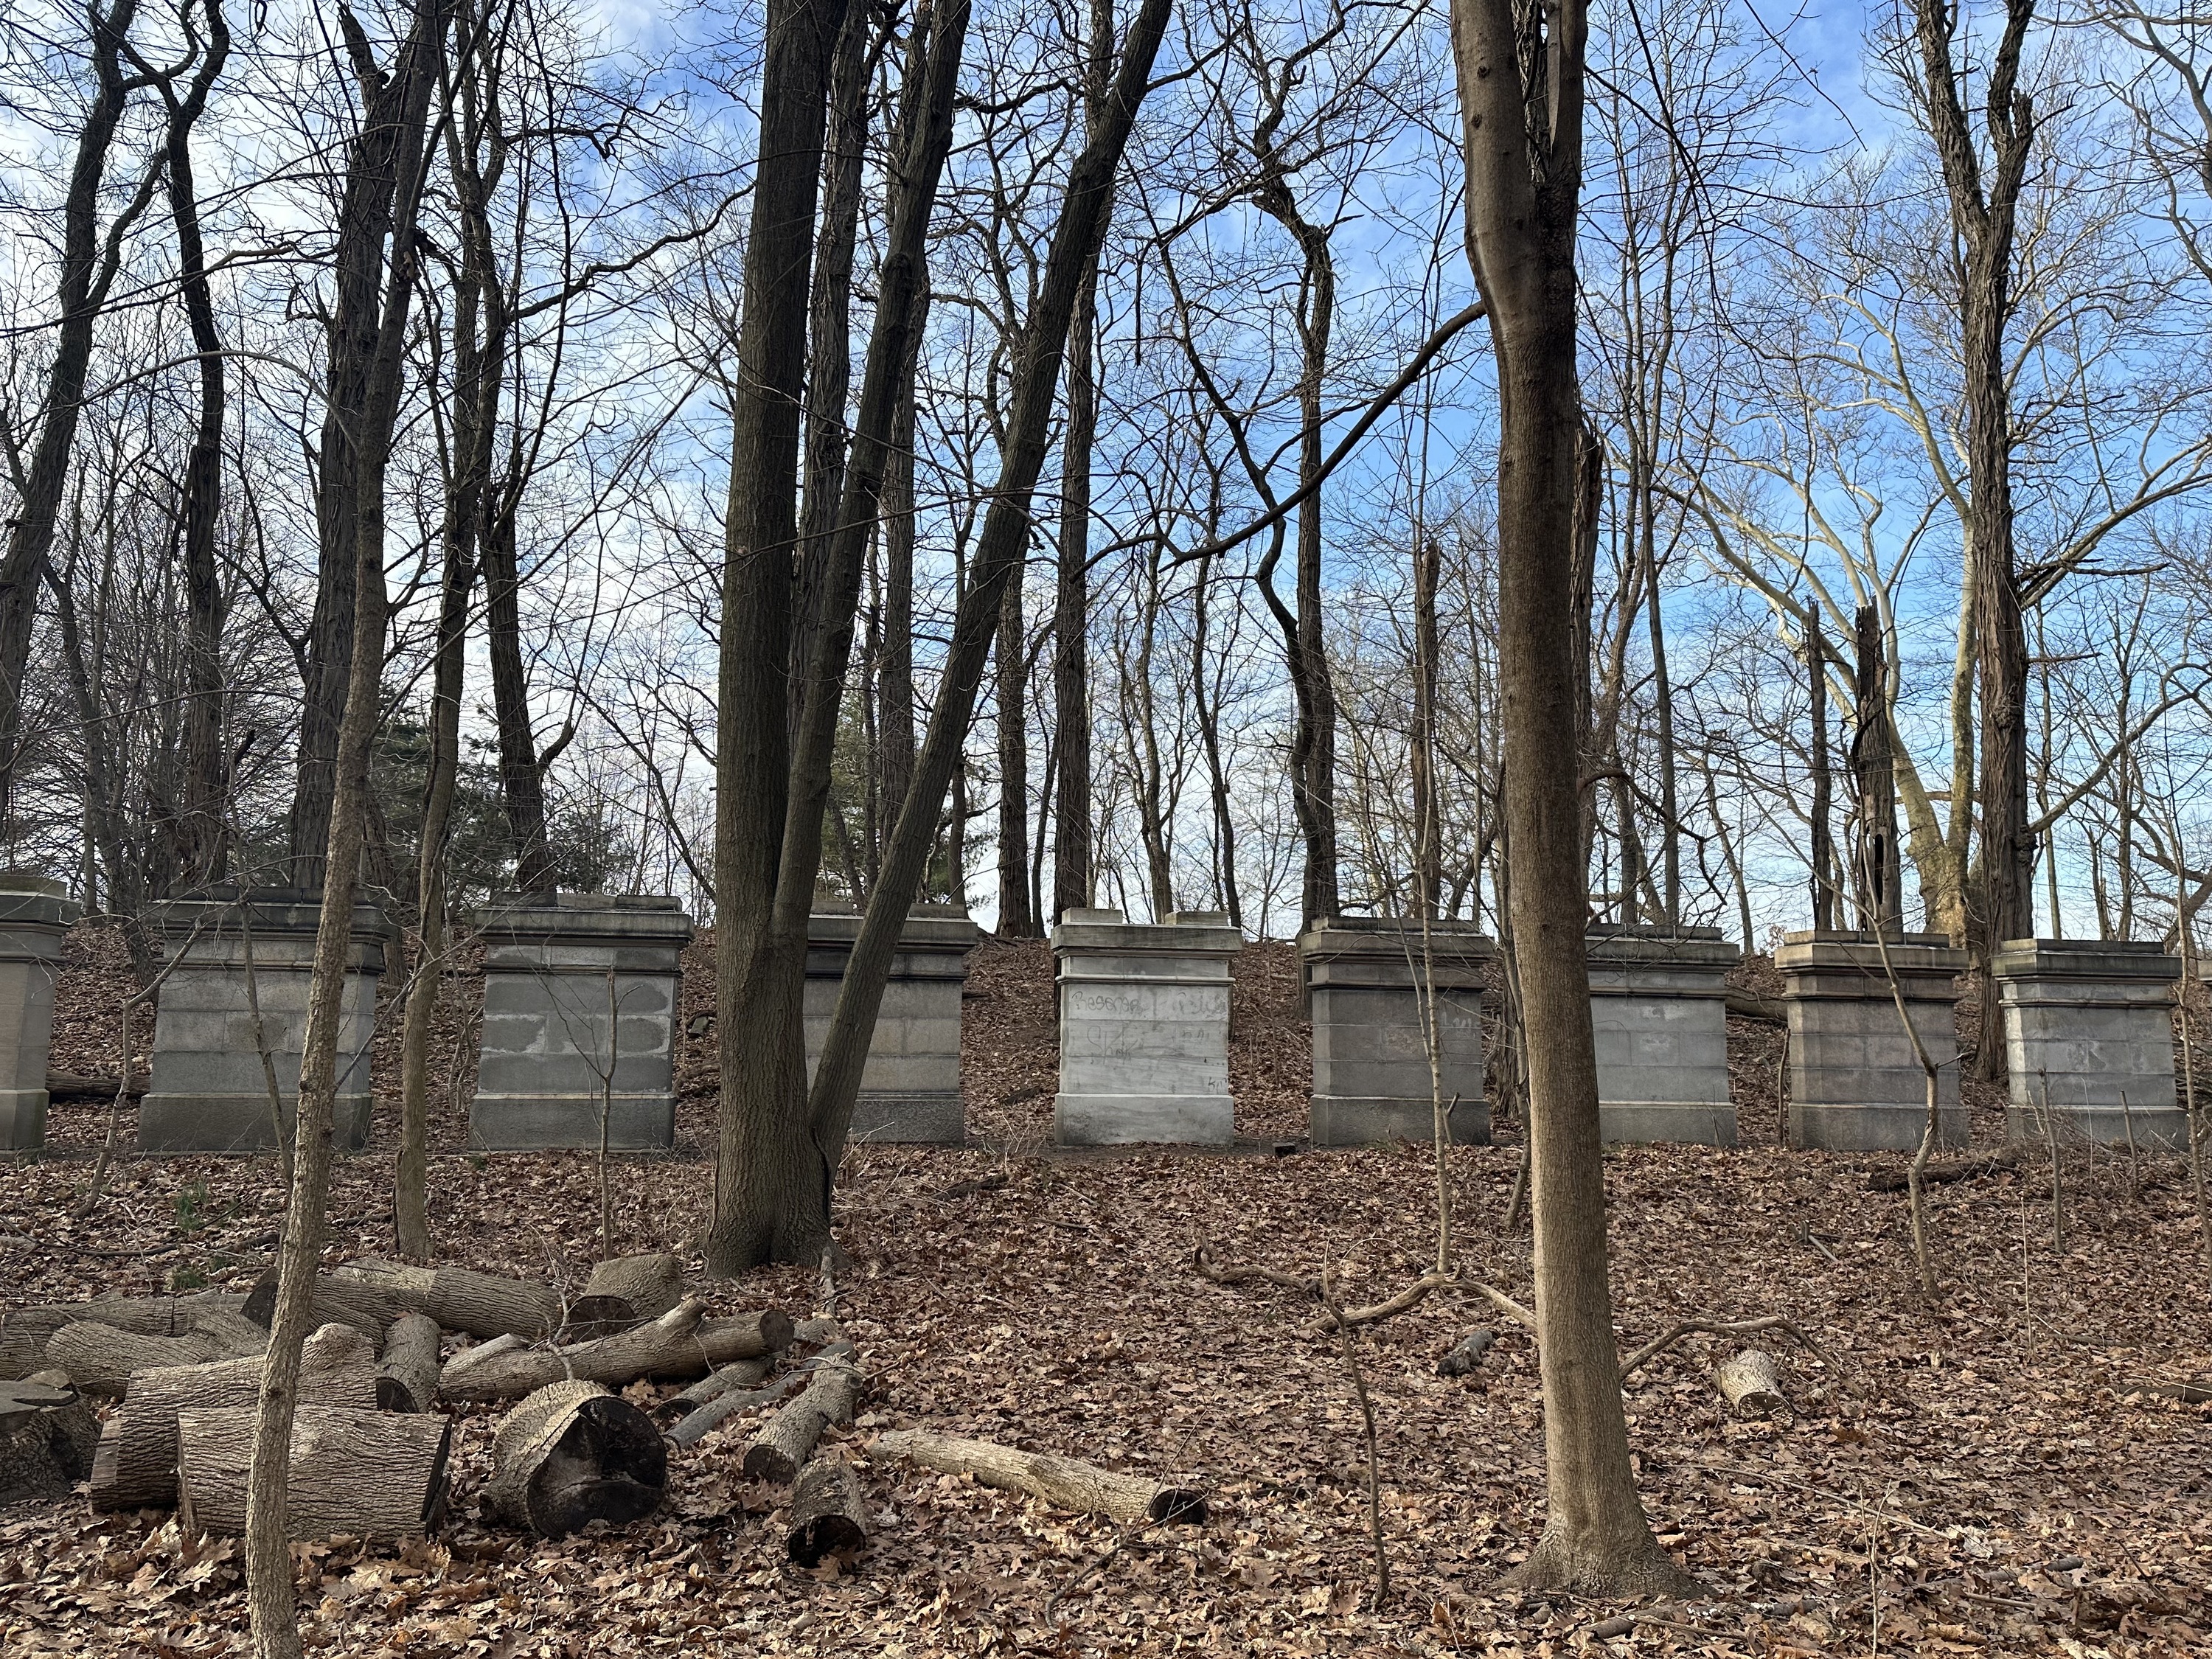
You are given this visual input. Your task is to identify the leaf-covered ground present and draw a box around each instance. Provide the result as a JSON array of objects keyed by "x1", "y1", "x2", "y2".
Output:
[{"x1": 4, "y1": 922, "x2": 2210, "y2": 1655}]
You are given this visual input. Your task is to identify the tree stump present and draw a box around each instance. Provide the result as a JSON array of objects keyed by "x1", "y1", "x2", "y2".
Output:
[
  {"x1": 46, "y1": 1313, "x2": 269, "y2": 1399},
  {"x1": 481, "y1": 1379, "x2": 665, "y2": 1537},
  {"x1": 581, "y1": 1253, "x2": 684, "y2": 1321},
  {"x1": 176, "y1": 1406, "x2": 451, "y2": 1541},
  {"x1": 786, "y1": 1457, "x2": 866, "y2": 1567},
  {"x1": 743, "y1": 1346, "x2": 863, "y2": 1484},
  {"x1": 0, "y1": 1381, "x2": 98, "y2": 1505},
  {"x1": 375, "y1": 1315, "x2": 443, "y2": 1413},
  {"x1": 866, "y1": 1430, "x2": 1207, "y2": 1525},
  {"x1": 91, "y1": 1323, "x2": 378, "y2": 1511},
  {"x1": 1715, "y1": 1349, "x2": 1786, "y2": 1417}
]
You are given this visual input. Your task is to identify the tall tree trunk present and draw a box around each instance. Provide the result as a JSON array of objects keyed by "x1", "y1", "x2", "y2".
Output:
[
  {"x1": 1190, "y1": 557, "x2": 1242, "y2": 928},
  {"x1": 1412, "y1": 535, "x2": 1442, "y2": 919},
  {"x1": 1908, "y1": 0, "x2": 2036, "y2": 1076},
  {"x1": 704, "y1": 0, "x2": 964, "y2": 1273},
  {"x1": 1807, "y1": 601, "x2": 1834, "y2": 931},
  {"x1": 996, "y1": 571, "x2": 1036, "y2": 933},
  {"x1": 1450, "y1": 0, "x2": 1693, "y2": 1597},
  {"x1": 1646, "y1": 571, "x2": 1677, "y2": 923},
  {"x1": 0, "y1": 0, "x2": 149, "y2": 846},
  {"x1": 167, "y1": 0, "x2": 233, "y2": 889},
  {"x1": 1051, "y1": 0, "x2": 1114, "y2": 928},
  {"x1": 878, "y1": 321, "x2": 922, "y2": 866},
  {"x1": 288, "y1": 0, "x2": 450, "y2": 891},
  {"x1": 809, "y1": 0, "x2": 1175, "y2": 1198},
  {"x1": 246, "y1": 8, "x2": 445, "y2": 1647},
  {"x1": 1851, "y1": 603, "x2": 1902, "y2": 931}
]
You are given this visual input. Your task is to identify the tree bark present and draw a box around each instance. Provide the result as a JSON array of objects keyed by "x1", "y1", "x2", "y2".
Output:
[
  {"x1": 742, "y1": 1345, "x2": 861, "y2": 1482},
  {"x1": 184, "y1": 1407, "x2": 451, "y2": 1541},
  {"x1": 787, "y1": 1456, "x2": 868, "y2": 1565},
  {"x1": 481, "y1": 1379, "x2": 665, "y2": 1537},
  {"x1": 375, "y1": 1314, "x2": 442, "y2": 1415},
  {"x1": 1, "y1": 1293, "x2": 249, "y2": 1380},
  {"x1": 439, "y1": 1301, "x2": 793, "y2": 1398},
  {"x1": 1714, "y1": 1349, "x2": 1785, "y2": 1417},
  {"x1": 580, "y1": 1253, "x2": 685, "y2": 1321},
  {"x1": 996, "y1": 571, "x2": 1037, "y2": 934},
  {"x1": 865, "y1": 1429, "x2": 1205, "y2": 1525},
  {"x1": 0, "y1": 1382, "x2": 98, "y2": 1506},
  {"x1": 319, "y1": 1259, "x2": 560, "y2": 1340},
  {"x1": 46, "y1": 1314, "x2": 268, "y2": 1400},
  {"x1": 1449, "y1": 0, "x2": 1694, "y2": 1597},
  {"x1": 91, "y1": 1324, "x2": 376, "y2": 1510},
  {"x1": 1852, "y1": 604, "x2": 1903, "y2": 930},
  {"x1": 807, "y1": 0, "x2": 1175, "y2": 1217},
  {"x1": 1807, "y1": 601, "x2": 1834, "y2": 931}
]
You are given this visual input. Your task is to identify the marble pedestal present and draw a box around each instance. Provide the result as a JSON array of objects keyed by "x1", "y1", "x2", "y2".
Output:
[
  {"x1": 1993, "y1": 939, "x2": 2183, "y2": 1147},
  {"x1": 1779, "y1": 931, "x2": 1967, "y2": 1151},
  {"x1": 1301, "y1": 918, "x2": 1492, "y2": 1146},
  {"x1": 1054, "y1": 909, "x2": 1240, "y2": 1144},
  {"x1": 0, "y1": 874, "x2": 83, "y2": 1149},
  {"x1": 142, "y1": 891, "x2": 386, "y2": 1154},
  {"x1": 805, "y1": 904, "x2": 980, "y2": 1143},
  {"x1": 467, "y1": 893, "x2": 692, "y2": 1151},
  {"x1": 1586, "y1": 925, "x2": 1741, "y2": 1145}
]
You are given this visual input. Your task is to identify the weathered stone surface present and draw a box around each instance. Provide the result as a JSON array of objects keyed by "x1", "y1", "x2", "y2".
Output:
[
  {"x1": 1054, "y1": 910, "x2": 1239, "y2": 1145},
  {"x1": 141, "y1": 892, "x2": 385, "y2": 1154},
  {"x1": 804, "y1": 904, "x2": 979, "y2": 1144},
  {"x1": 1585, "y1": 925, "x2": 1740, "y2": 1147},
  {"x1": 1301, "y1": 918, "x2": 1492, "y2": 1147},
  {"x1": 1778, "y1": 931, "x2": 1967, "y2": 1152},
  {"x1": 1992, "y1": 939, "x2": 2183, "y2": 1147},
  {"x1": 467, "y1": 894, "x2": 692, "y2": 1151},
  {"x1": 0, "y1": 874, "x2": 80, "y2": 1151}
]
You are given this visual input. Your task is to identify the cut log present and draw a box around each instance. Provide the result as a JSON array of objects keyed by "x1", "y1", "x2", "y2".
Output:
[
  {"x1": 480, "y1": 1379, "x2": 665, "y2": 1537},
  {"x1": 1865, "y1": 1147, "x2": 2025, "y2": 1192},
  {"x1": 242, "y1": 1267, "x2": 396, "y2": 1344},
  {"x1": 1716, "y1": 1349, "x2": 1786, "y2": 1416},
  {"x1": 0, "y1": 1380, "x2": 99, "y2": 1504},
  {"x1": 667, "y1": 1371, "x2": 809, "y2": 1450},
  {"x1": 91, "y1": 1323, "x2": 378, "y2": 1512},
  {"x1": 581, "y1": 1253, "x2": 684, "y2": 1321},
  {"x1": 176, "y1": 1405, "x2": 451, "y2": 1540},
  {"x1": 0, "y1": 1293, "x2": 250, "y2": 1380},
  {"x1": 440, "y1": 1299, "x2": 795, "y2": 1399},
  {"x1": 324, "y1": 1259, "x2": 563, "y2": 1340},
  {"x1": 1438, "y1": 1329, "x2": 1497, "y2": 1378},
  {"x1": 44, "y1": 1071, "x2": 147, "y2": 1100},
  {"x1": 552, "y1": 1297, "x2": 640, "y2": 1341},
  {"x1": 866, "y1": 1430, "x2": 1208, "y2": 1526},
  {"x1": 46, "y1": 1312, "x2": 268, "y2": 1399},
  {"x1": 742, "y1": 1346, "x2": 863, "y2": 1484},
  {"x1": 1724, "y1": 990, "x2": 1787, "y2": 1024},
  {"x1": 663, "y1": 1355, "x2": 775, "y2": 1419},
  {"x1": 786, "y1": 1457, "x2": 866, "y2": 1566},
  {"x1": 376, "y1": 1314, "x2": 443, "y2": 1414}
]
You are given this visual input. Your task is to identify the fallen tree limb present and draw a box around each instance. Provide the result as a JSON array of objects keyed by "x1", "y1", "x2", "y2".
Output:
[
  {"x1": 1865, "y1": 1147, "x2": 2025, "y2": 1192},
  {"x1": 663, "y1": 1355, "x2": 776, "y2": 1419},
  {"x1": 1192, "y1": 1246, "x2": 1534, "y2": 1335},
  {"x1": 323, "y1": 1259, "x2": 563, "y2": 1340},
  {"x1": 743, "y1": 1345, "x2": 863, "y2": 1483},
  {"x1": 376, "y1": 1314, "x2": 443, "y2": 1413},
  {"x1": 91, "y1": 1323, "x2": 376, "y2": 1511},
  {"x1": 481, "y1": 1378, "x2": 665, "y2": 1537},
  {"x1": 47, "y1": 1313, "x2": 269, "y2": 1399},
  {"x1": 1724, "y1": 990, "x2": 1787, "y2": 1024},
  {"x1": 1621, "y1": 1315, "x2": 1837, "y2": 1379},
  {"x1": 177, "y1": 1405, "x2": 451, "y2": 1541},
  {"x1": 866, "y1": 1430, "x2": 1207, "y2": 1526},
  {"x1": 654, "y1": 1311, "x2": 798, "y2": 1380},
  {"x1": 667, "y1": 1371, "x2": 809, "y2": 1450},
  {"x1": 438, "y1": 1299, "x2": 793, "y2": 1399},
  {"x1": 786, "y1": 1457, "x2": 866, "y2": 1566}
]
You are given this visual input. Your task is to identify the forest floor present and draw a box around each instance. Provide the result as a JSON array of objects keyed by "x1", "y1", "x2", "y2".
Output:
[{"x1": 4, "y1": 924, "x2": 2210, "y2": 1655}]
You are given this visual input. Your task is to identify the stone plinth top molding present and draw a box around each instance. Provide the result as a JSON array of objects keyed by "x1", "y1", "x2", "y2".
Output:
[
  {"x1": 1051, "y1": 908, "x2": 1244, "y2": 957},
  {"x1": 1584, "y1": 923, "x2": 1740, "y2": 980},
  {"x1": 1776, "y1": 931, "x2": 1966, "y2": 987},
  {"x1": 0, "y1": 872, "x2": 81, "y2": 933},
  {"x1": 1298, "y1": 918, "x2": 1495, "y2": 983},
  {"x1": 156, "y1": 889, "x2": 388, "y2": 949},
  {"x1": 470, "y1": 891, "x2": 695, "y2": 948},
  {"x1": 1989, "y1": 938, "x2": 2182, "y2": 987},
  {"x1": 807, "y1": 905, "x2": 979, "y2": 964}
]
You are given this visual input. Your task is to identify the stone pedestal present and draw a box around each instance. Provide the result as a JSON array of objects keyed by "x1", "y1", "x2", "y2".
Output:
[
  {"x1": 1778, "y1": 931, "x2": 1967, "y2": 1151},
  {"x1": 1992, "y1": 939, "x2": 2183, "y2": 1147},
  {"x1": 468, "y1": 893, "x2": 692, "y2": 1151},
  {"x1": 1301, "y1": 918, "x2": 1492, "y2": 1146},
  {"x1": 0, "y1": 874, "x2": 82, "y2": 1150},
  {"x1": 804, "y1": 904, "x2": 980, "y2": 1144},
  {"x1": 142, "y1": 892, "x2": 386, "y2": 1154},
  {"x1": 1585, "y1": 925, "x2": 1741, "y2": 1145},
  {"x1": 1054, "y1": 909, "x2": 1240, "y2": 1145}
]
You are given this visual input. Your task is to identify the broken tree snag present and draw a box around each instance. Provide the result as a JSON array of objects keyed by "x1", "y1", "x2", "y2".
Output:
[
  {"x1": 865, "y1": 1430, "x2": 1208, "y2": 1526},
  {"x1": 92, "y1": 1322, "x2": 378, "y2": 1512},
  {"x1": 439, "y1": 1297, "x2": 709, "y2": 1399},
  {"x1": 243, "y1": 1266, "x2": 396, "y2": 1343},
  {"x1": 1, "y1": 1292, "x2": 253, "y2": 1378},
  {"x1": 376, "y1": 1313, "x2": 443, "y2": 1413},
  {"x1": 0, "y1": 1381, "x2": 99, "y2": 1505},
  {"x1": 742, "y1": 1347, "x2": 863, "y2": 1484},
  {"x1": 581, "y1": 1253, "x2": 685, "y2": 1321},
  {"x1": 786, "y1": 1457, "x2": 867, "y2": 1567},
  {"x1": 324, "y1": 1258, "x2": 563, "y2": 1340},
  {"x1": 481, "y1": 1379, "x2": 666, "y2": 1538},
  {"x1": 1716, "y1": 1349, "x2": 1787, "y2": 1417},
  {"x1": 45, "y1": 1313, "x2": 269, "y2": 1399},
  {"x1": 176, "y1": 1406, "x2": 452, "y2": 1541}
]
